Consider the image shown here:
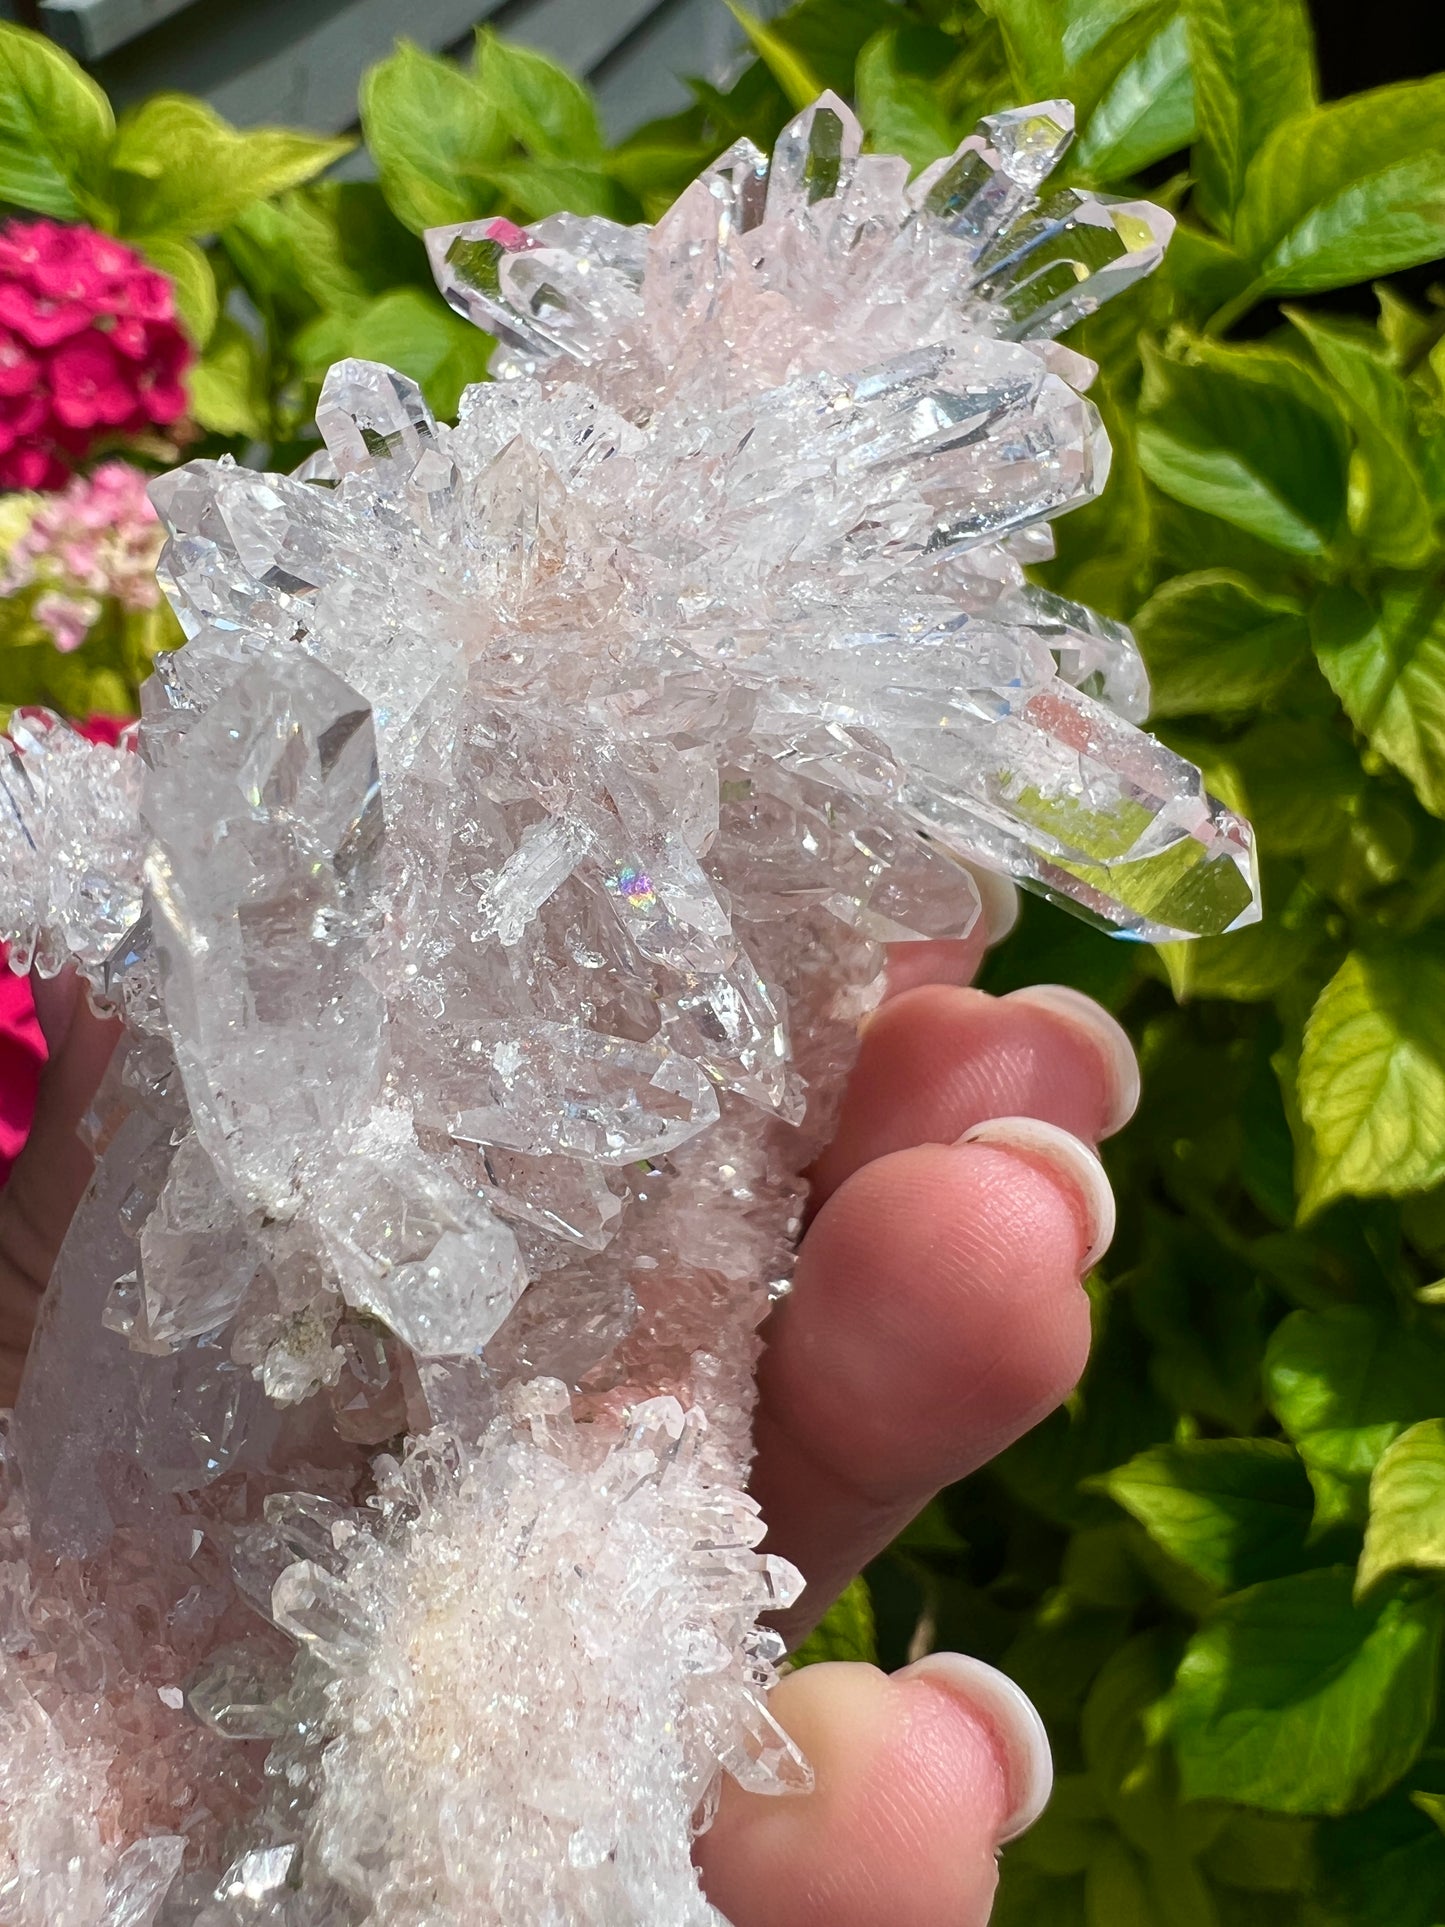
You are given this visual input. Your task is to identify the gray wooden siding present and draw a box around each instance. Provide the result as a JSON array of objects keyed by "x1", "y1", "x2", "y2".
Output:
[{"x1": 2, "y1": 0, "x2": 792, "y2": 142}]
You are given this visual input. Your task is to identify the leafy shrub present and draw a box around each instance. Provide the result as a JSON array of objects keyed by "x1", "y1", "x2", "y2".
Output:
[{"x1": 4, "y1": 3, "x2": 1445, "y2": 1917}]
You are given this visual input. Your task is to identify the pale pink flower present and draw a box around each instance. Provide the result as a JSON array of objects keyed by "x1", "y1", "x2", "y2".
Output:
[
  {"x1": 33, "y1": 589, "x2": 100, "y2": 652},
  {"x1": 0, "y1": 460, "x2": 162, "y2": 646}
]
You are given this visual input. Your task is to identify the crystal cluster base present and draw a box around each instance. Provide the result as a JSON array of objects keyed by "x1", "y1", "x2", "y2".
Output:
[{"x1": 0, "y1": 94, "x2": 1255, "y2": 1925}]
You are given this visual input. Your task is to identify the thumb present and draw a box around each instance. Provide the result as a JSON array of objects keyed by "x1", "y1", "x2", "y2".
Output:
[{"x1": 695, "y1": 1655, "x2": 1051, "y2": 1927}]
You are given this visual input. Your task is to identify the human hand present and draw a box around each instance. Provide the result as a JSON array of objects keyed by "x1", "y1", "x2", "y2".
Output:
[
  {"x1": 697, "y1": 924, "x2": 1136, "y2": 1926},
  {"x1": 0, "y1": 916, "x2": 1136, "y2": 1927}
]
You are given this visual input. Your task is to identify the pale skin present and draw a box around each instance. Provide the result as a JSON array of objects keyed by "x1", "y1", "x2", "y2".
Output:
[{"x1": 0, "y1": 916, "x2": 1134, "y2": 1927}]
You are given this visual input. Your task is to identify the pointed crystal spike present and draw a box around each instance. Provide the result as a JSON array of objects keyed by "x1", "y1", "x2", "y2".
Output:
[
  {"x1": 135, "y1": 1133, "x2": 263, "y2": 1350},
  {"x1": 979, "y1": 100, "x2": 1076, "y2": 187},
  {"x1": 185, "y1": 1643, "x2": 292, "y2": 1740},
  {"x1": 700, "y1": 135, "x2": 770, "y2": 234},
  {"x1": 974, "y1": 191, "x2": 1176, "y2": 339},
  {"x1": 270, "y1": 1559, "x2": 374, "y2": 1671},
  {"x1": 896, "y1": 677, "x2": 1261, "y2": 941},
  {"x1": 291, "y1": 445, "x2": 339, "y2": 485},
  {"x1": 1008, "y1": 585, "x2": 1151, "y2": 722},
  {"x1": 910, "y1": 101, "x2": 1073, "y2": 259},
  {"x1": 144, "y1": 654, "x2": 386, "y2": 1213},
  {"x1": 497, "y1": 249, "x2": 638, "y2": 366},
  {"x1": 765, "y1": 90, "x2": 863, "y2": 221},
  {"x1": 99, "y1": 1834, "x2": 185, "y2": 1927},
  {"x1": 316, "y1": 358, "x2": 437, "y2": 487},
  {"x1": 427, "y1": 214, "x2": 554, "y2": 365}
]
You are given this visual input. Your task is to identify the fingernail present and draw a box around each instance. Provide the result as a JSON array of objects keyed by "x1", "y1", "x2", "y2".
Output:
[
  {"x1": 957, "y1": 1115, "x2": 1115, "y2": 1270},
  {"x1": 1003, "y1": 983, "x2": 1140, "y2": 1135},
  {"x1": 969, "y1": 867, "x2": 1019, "y2": 944},
  {"x1": 898, "y1": 1653, "x2": 1053, "y2": 1843}
]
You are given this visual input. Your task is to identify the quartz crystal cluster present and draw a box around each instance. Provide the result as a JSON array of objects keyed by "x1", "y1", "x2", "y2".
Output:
[{"x1": 0, "y1": 95, "x2": 1257, "y2": 1925}]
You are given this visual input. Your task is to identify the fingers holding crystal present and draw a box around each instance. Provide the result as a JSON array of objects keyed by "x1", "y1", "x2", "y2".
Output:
[
  {"x1": 696, "y1": 1655, "x2": 1048, "y2": 1927},
  {"x1": 811, "y1": 978, "x2": 1136, "y2": 1206},
  {"x1": 755, "y1": 1133, "x2": 1099, "y2": 1641},
  {"x1": 878, "y1": 872, "x2": 1018, "y2": 1003}
]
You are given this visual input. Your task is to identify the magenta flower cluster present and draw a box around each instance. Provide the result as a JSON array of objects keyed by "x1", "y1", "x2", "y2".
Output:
[
  {"x1": 0, "y1": 219, "x2": 192, "y2": 491},
  {"x1": 0, "y1": 460, "x2": 163, "y2": 653}
]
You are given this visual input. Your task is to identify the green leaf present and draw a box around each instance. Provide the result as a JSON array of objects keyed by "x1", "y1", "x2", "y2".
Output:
[
  {"x1": 1127, "y1": 1220, "x2": 1269, "y2": 1431},
  {"x1": 0, "y1": 22, "x2": 113, "y2": 224},
  {"x1": 1184, "y1": 0, "x2": 1315, "y2": 230},
  {"x1": 224, "y1": 182, "x2": 429, "y2": 327},
  {"x1": 994, "y1": 1285, "x2": 1175, "y2": 1529},
  {"x1": 993, "y1": 1864, "x2": 1088, "y2": 1927},
  {"x1": 1358, "y1": 1419, "x2": 1445, "y2": 1595},
  {"x1": 1314, "y1": 1790, "x2": 1445, "y2": 1927},
  {"x1": 110, "y1": 94, "x2": 351, "y2": 238},
  {"x1": 1226, "y1": 717, "x2": 1364, "y2": 858},
  {"x1": 977, "y1": 0, "x2": 1159, "y2": 111},
  {"x1": 360, "y1": 39, "x2": 509, "y2": 236},
  {"x1": 1098, "y1": 1440, "x2": 1315, "y2": 1592},
  {"x1": 1286, "y1": 309, "x2": 1437, "y2": 569},
  {"x1": 474, "y1": 27, "x2": 603, "y2": 157},
  {"x1": 136, "y1": 235, "x2": 217, "y2": 347},
  {"x1": 1135, "y1": 570, "x2": 1308, "y2": 719},
  {"x1": 1156, "y1": 863, "x2": 1325, "y2": 1005},
  {"x1": 187, "y1": 311, "x2": 266, "y2": 439},
  {"x1": 1312, "y1": 583, "x2": 1445, "y2": 819},
  {"x1": 1231, "y1": 77, "x2": 1445, "y2": 301},
  {"x1": 790, "y1": 1575, "x2": 877, "y2": 1666},
  {"x1": 1163, "y1": 1568, "x2": 1443, "y2": 1814},
  {"x1": 294, "y1": 287, "x2": 492, "y2": 422},
  {"x1": 855, "y1": 28, "x2": 956, "y2": 171},
  {"x1": 1265, "y1": 1305, "x2": 1445, "y2": 1519},
  {"x1": 1075, "y1": 14, "x2": 1196, "y2": 184},
  {"x1": 476, "y1": 159, "x2": 628, "y2": 223},
  {"x1": 1377, "y1": 284, "x2": 1445, "y2": 372},
  {"x1": 1010, "y1": 1773, "x2": 1108, "y2": 1876},
  {"x1": 760, "y1": 0, "x2": 906, "y2": 97},
  {"x1": 1165, "y1": 224, "x2": 1257, "y2": 320},
  {"x1": 1202, "y1": 1811, "x2": 1316, "y2": 1894},
  {"x1": 603, "y1": 141, "x2": 715, "y2": 219},
  {"x1": 723, "y1": 4, "x2": 826, "y2": 114},
  {"x1": 1083, "y1": 1837, "x2": 1152, "y2": 1926},
  {"x1": 1082, "y1": 1627, "x2": 1179, "y2": 1789},
  {"x1": 1298, "y1": 946, "x2": 1445, "y2": 1213},
  {"x1": 1138, "y1": 338, "x2": 1349, "y2": 558}
]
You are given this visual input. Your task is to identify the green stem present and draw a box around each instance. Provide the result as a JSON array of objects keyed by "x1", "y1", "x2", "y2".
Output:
[{"x1": 1205, "y1": 278, "x2": 1269, "y2": 338}]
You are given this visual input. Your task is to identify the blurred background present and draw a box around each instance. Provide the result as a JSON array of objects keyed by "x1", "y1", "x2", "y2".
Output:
[
  {"x1": 0, "y1": 0, "x2": 790, "y2": 146},
  {"x1": 0, "y1": 0, "x2": 1441, "y2": 149}
]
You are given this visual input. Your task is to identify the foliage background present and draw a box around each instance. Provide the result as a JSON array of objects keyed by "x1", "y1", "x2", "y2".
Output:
[{"x1": 6, "y1": 3, "x2": 1445, "y2": 1919}]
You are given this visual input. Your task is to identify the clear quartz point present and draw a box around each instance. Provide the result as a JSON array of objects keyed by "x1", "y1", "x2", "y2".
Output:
[
  {"x1": 0, "y1": 90, "x2": 1259, "y2": 1927},
  {"x1": 765, "y1": 90, "x2": 863, "y2": 218},
  {"x1": 981, "y1": 99, "x2": 1076, "y2": 187},
  {"x1": 185, "y1": 1644, "x2": 292, "y2": 1740},
  {"x1": 976, "y1": 190, "x2": 1176, "y2": 338},
  {"x1": 316, "y1": 357, "x2": 437, "y2": 486}
]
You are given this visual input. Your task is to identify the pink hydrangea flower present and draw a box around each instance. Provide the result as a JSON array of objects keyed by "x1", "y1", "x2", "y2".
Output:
[
  {"x1": 0, "y1": 460, "x2": 163, "y2": 652},
  {"x1": 32, "y1": 589, "x2": 101, "y2": 652},
  {"x1": 0, "y1": 218, "x2": 194, "y2": 490},
  {"x1": 0, "y1": 714, "x2": 129, "y2": 1187}
]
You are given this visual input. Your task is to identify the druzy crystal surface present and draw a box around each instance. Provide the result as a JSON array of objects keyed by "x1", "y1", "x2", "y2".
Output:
[{"x1": 0, "y1": 96, "x2": 1257, "y2": 1924}]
